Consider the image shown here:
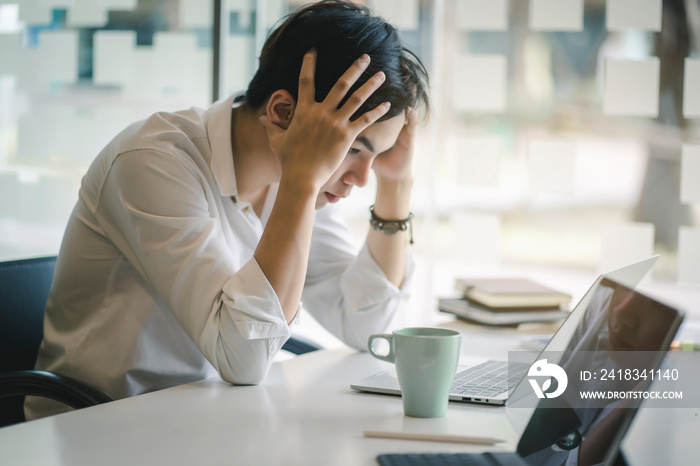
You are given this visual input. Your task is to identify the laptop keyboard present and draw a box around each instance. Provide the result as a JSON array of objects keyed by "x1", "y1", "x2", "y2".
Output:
[
  {"x1": 450, "y1": 361, "x2": 528, "y2": 399},
  {"x1": 377, "y1": 452, "x2": 526, "y2": 466},
  {"x1": 377, "y1": 453, "x2": 494, "y2": 466}
]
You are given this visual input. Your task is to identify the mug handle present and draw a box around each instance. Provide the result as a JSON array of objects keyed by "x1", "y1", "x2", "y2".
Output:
[{"x1": 368, "y1": 334, "x2": 394, "y2": 363}]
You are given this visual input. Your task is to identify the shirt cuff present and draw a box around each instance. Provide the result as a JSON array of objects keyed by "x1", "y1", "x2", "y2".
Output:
[{"x1": 220, "y1": 257, "x2": 292, "y2": 340}]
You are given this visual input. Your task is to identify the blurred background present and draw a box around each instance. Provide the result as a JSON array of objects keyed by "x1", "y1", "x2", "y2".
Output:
[{"x1": 0, "y1": 0, "x2": 698, "y2": 290}]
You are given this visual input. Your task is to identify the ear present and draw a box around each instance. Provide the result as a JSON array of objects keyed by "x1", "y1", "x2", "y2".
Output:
[{"x1": 265, "y1": 90, "x2": 296, "y2": 130}]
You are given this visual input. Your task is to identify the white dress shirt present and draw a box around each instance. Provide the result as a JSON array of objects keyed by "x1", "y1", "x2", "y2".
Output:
[{"x1": 25, "y1": 94, "x2": 414, "y2": 420}]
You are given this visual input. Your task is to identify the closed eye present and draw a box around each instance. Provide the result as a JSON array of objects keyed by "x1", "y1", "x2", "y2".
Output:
[{"x1": 348, "y1": 148, "x2": 361, "y2": 155}]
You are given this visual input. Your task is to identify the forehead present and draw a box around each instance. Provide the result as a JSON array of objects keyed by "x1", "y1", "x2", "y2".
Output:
[{"x1": 354, "y1": 113, "x2": 406, "y2": 153}]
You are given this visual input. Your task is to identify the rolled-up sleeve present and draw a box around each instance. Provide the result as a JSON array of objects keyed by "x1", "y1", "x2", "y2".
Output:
[
  {"x1": 96, "y1": 149, "x2": 294, "y2": 385},
  {"x1": 301, "y1": 204, "x2": 414, "y2": 350}
]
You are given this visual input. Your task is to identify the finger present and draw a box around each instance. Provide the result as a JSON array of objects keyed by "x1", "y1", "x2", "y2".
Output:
[
  {"x1": 298, "y1": 49, "x2": 317, "y2": 104},
  {"x1": 348, "y1": 101, "x2": 391, "y2": 133},
  {"x1": 400, "y1": 108, "x2": 419, "y2": 138},
  {"x1": 405, "y1": 107, "x2": 418, "y2": 126},
  {"x1": 259, "y1": 114, "x2": 275, "y2": 129},
  {"x1": 259, "y1": 115, "x2": 283, "y2": 135},
  {"x1": 336, "y1": 71, "x2": 386, "y2": 121},
  {"x1": 323, "y1": 54, "x2": 371, "y2": 109}
]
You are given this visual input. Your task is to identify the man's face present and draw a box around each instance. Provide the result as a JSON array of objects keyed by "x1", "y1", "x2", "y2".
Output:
[
  {"x1": 607, "y1": 287, "x2": 675, "y2": 352},
  {"x1": 315, "y1": 113, "x2": 406, "y2": 209}
]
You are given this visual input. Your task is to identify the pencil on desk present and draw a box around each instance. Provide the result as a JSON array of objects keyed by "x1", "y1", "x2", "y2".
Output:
[{"x1": 363, "y1": 430, "x2": 504, "y2": 445}]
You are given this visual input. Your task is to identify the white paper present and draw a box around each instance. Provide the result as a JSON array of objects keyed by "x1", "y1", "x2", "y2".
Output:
[
  {"x1": 369, "y1": 0, "x2": 419, "y2": 31},
  {"x1": 527, "y1": 139, "x2": 577, "y2": 194},
  {"x1": 457, "y1": 0, "x2": 508, "y2": 31},
  {"x1": 678, "y1": 227, "x2": 700, "y2": 285},
  {"x1": 19, "y1": 30, "x2": 78, "y2": 92},
  {"x1": 180, "y1": 0, "x2": 212, "y2": 28},
  {"x1": 599, "y1": 223, "x2": 655, "y2": 275},
  {"x1": 67, "y1": 0, "x2": 108, "y2": 27},
  {"x1": 530, "y1": 0, "x2": 583, "y2": 31},
  {"x1": 680, "y1": 145, "x2": 700, "y2": 203},
  {"x1": 93, "y1": 30, "x2": 136, "y2": 86},
  {"x1": 603, "y1": 58, "x2": 659, "y2": 117},
  {"x1": 450, "y1": 136, "x2": 502, "y2": 187},
  {"x1": 452, "y1": 213, "x2": 501, "y2": 264},
  {"x1": 0, "y1": 4, "x2": 22, "y2": 33},
  {"x1": 41, "y1": 29, "x2": 79, "y2": 82},
  {"x1": 152, "y1": 32, "x2": 199, "y2": 91},
  {"x1": 683, "y1": 59, "x2": 700, "y2": 118},
  {"x1": 96, "y1": 29, "x2": 211, "y2": 99},
  {"x1": 606, "y1": 0, "x2": 662, "y2": 31},
  {"x1": 454, "y1": 55, "x2": 507, "y2": 113},
  {"x1": 18, "y1": 0, "x2": 56, "y2": 24}
]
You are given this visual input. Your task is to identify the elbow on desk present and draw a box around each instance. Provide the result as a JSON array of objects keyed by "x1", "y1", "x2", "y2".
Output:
[
  {"x1": 219, "y1": 364, "x2": 269, "y2": 385},
  {"x1": 209, "y1": 339, "x2": 276, "y2": 386},
  {"x1": 219, "y1": 368, "x2": 268, "y2": 386}
]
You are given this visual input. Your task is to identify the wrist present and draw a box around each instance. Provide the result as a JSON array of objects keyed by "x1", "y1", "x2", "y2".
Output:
[
  {"x1": 376, "y1": 174, "x2": 414, "y2": 190},
  {"x1": 373, "y1": 176, "x2": 413, "y2": 219},
  {"x1": 278, "y1": 175, "x2": 320, "y2": 201}
]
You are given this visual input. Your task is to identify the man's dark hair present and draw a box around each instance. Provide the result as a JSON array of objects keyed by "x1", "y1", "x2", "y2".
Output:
[{"x1": 245, "y1": 0, "x2": 429, "y2": 121}]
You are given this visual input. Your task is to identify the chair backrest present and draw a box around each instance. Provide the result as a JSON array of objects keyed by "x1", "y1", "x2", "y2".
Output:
[
  {"x1": 0, "y1": 256, "x2": 57, "y2": 425},
  {"x1": 0, "y1": 256, "x2": 57, "y2": 374}
]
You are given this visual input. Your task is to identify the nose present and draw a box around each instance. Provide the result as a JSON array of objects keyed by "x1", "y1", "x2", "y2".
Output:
[{"x1": 342, "y1": 157, "x2": 373, "y2": 188}]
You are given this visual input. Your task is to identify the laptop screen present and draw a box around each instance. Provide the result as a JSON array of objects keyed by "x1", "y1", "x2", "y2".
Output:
[{"x1": 506, "y1": 278, "x2": 683, "y2": 466}]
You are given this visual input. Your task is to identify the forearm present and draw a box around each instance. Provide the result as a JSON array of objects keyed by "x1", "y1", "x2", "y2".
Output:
[
  {"x1": 254, "y1": 179, "x2": 318, "y2": 323},
  {"x1": 303, "y1": 240, "x2": 414, "y2": 350},
  {"x1": 366, "y1": 176, "x2": 413, "y2": 287}
]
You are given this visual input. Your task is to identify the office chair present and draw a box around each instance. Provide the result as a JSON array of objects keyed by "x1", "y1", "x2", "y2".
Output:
[
  {"x1": 0, "y1": 256, "x2": 321, "y2": 428},
  {"x1": 0, "y1": 256, "x2": 114, "y2": 428}
]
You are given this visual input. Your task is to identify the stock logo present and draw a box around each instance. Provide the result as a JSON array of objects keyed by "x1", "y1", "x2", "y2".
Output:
[{"x1": 528, "y1": 359, "x2": 568, "y2": 399}]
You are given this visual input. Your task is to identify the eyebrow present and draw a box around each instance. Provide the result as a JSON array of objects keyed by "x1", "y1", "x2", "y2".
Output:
[{"x1": 355, "y1": 136, "x2": 375, "y2": 154}]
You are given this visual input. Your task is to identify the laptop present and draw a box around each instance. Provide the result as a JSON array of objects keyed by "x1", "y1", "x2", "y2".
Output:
[
  {"x1": 351, "y1": 255, "x2": 660, "y2": 406},
  {"x1": 374, "y1": 268, "x2": 685, "y2": 466}
]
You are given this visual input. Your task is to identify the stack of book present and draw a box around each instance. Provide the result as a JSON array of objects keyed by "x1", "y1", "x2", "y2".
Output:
[{"x1": 438, "y1": 277, "x2": 571, "y2": 326}]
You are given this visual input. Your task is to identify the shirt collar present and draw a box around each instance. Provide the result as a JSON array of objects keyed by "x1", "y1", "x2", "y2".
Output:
[{"x1": 206, "y1": 93, "x2": 243, "y2": 198}]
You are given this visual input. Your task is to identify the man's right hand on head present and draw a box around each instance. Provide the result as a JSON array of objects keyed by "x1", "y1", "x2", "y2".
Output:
[{"x1": 259, "y1": 49, "x2": 391, "y2": 194}]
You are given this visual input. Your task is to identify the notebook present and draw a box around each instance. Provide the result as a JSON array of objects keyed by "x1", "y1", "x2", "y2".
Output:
[
  {"x1": 455, "y1": 277, "x2": 571, "y2": 309},
  {"x1": 375, "y1": 267, "x2": 685, "y2": 466},
  {"x1": 351, "y1": 255, "x2": 660, "y2": 406}
]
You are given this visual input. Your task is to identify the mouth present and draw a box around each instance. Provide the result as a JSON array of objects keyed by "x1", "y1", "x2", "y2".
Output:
[{"x1": 324, "y1": 192, "x2": 342, "y2": 203}]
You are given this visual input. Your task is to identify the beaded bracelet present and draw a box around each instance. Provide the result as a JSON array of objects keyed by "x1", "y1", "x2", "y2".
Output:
[{"x1": 369, "y1": 205, "x2": 414, "y2": 245}]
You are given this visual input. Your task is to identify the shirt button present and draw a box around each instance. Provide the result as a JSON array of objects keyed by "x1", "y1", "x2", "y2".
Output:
[{"x1": 244, "y1": 206, "x2": 250, "y2": 212}]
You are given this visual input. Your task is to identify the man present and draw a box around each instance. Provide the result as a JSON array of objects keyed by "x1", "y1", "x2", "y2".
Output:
[{"x1": 26, "y1": 0, "x2": 429, "y2": 419}]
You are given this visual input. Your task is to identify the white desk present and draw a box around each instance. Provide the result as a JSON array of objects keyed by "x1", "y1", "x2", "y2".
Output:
[
  {"x1": 2, "y1": 266, "x2": 699, "y2": 465},
  {"x1": 2, "y1": 344, "x2": 699, "y2": 466},
  {"x1": 0, "y1": 348, "x2": 518, "y2": 466}
]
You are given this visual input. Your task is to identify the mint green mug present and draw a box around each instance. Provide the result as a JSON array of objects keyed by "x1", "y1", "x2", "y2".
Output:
[{"x1": 368, "y1": 327, "x2": 461, "y2": 418}]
